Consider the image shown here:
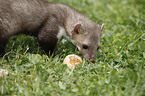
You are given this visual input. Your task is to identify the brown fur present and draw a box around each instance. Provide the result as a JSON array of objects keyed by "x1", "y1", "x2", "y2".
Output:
[{"x1": 0, "y1": 0, "x2": 103, "y2": 61}]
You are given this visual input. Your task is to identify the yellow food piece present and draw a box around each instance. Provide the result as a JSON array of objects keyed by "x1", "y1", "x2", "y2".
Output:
[
  {"x1": 63, "y1": 54, "x2": 82, "y2": 70},
  {"x1": 69, "y1": 56, "x2": 82, "y2": 64}
]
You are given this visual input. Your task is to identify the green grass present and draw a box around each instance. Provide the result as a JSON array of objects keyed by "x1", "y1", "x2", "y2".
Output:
[{"x1": 0, "y1": 0, "x2": 145, "y2": 95}]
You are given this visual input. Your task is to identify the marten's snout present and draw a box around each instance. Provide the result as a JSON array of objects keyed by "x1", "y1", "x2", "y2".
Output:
[
  {"x1": 89, "y1": 55, "x2": 95, "y2": 62},
  {"x1": 82, "y1": 54, "x2": 95, "y2": 62},
  {"x1": 79, "y1": 48, "x2": 96, "y2": 62}
]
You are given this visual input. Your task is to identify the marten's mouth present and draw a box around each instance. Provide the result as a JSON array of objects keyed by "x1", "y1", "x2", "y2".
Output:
[{"x1": 84, "y1": 57, "x2": 95, "y2": 62}]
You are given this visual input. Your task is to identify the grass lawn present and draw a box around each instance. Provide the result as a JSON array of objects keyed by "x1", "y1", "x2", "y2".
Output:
[{"x1": 0, "y1": 0, "x2": 145, "y2": 95}]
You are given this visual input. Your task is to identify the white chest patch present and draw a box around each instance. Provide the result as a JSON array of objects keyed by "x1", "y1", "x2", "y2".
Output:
[
  {"x1": 57, "y1": 26, "x2": 69, "y2": 40},
  {"x1": 57, "y1": 26, "x2": 65, "y2": 39}
]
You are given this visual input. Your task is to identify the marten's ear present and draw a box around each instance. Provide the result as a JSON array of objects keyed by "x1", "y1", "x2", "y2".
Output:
[
  {"x1": 101, "y1": 23, "x2": 104, "y2": 31},
  {"x1": 72, "y1": 24, "x2": 81, "y2": 34},
  {"x1": 97, "y1": 23, "x2": 104, "y2": 31}
]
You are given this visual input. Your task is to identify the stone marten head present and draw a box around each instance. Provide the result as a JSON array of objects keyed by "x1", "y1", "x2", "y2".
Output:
[{"x1": 71, "y1": 22, "x2": 104, "y2": 62}]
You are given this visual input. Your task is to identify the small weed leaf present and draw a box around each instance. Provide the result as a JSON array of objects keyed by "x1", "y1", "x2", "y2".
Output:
[
  {"x1": 0, "y1": 69, "x2": 8, "y2": 78},
  {"x1": 72, "y1": 88, "x2": 79, "y2": 92},
  {"x1": 28, "y1": 54, "x2": 42, "y2": 64},
  {"x1": 59, "y1": 81, "x2": 66, "y2": 90}
]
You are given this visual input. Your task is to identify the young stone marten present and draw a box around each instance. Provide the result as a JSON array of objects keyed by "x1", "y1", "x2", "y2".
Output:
[{"x1": 0, "y1": 0, "x2": 104, "y2": 62}]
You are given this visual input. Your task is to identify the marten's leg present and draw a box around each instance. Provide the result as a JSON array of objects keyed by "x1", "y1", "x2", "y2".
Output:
[
  {"x1": 0, "y1": 38, "x2": 8, "y2": 57},
  {"x1": 38, "y1": 23, "x2": 59, "y2": 56},
  {"x1": 0, "y1": 24, "x2": 10, "y2": 58}
]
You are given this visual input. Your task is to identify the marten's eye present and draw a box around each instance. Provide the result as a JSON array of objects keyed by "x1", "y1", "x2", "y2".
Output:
[{"x1": 82, "y1": 44, "x2": 88, "y2": 49}]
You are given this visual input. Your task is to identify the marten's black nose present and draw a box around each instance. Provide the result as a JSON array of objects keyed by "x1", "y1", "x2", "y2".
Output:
[{"x1": 89, "y1": 59, "x2": 95, "y2": 63}]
